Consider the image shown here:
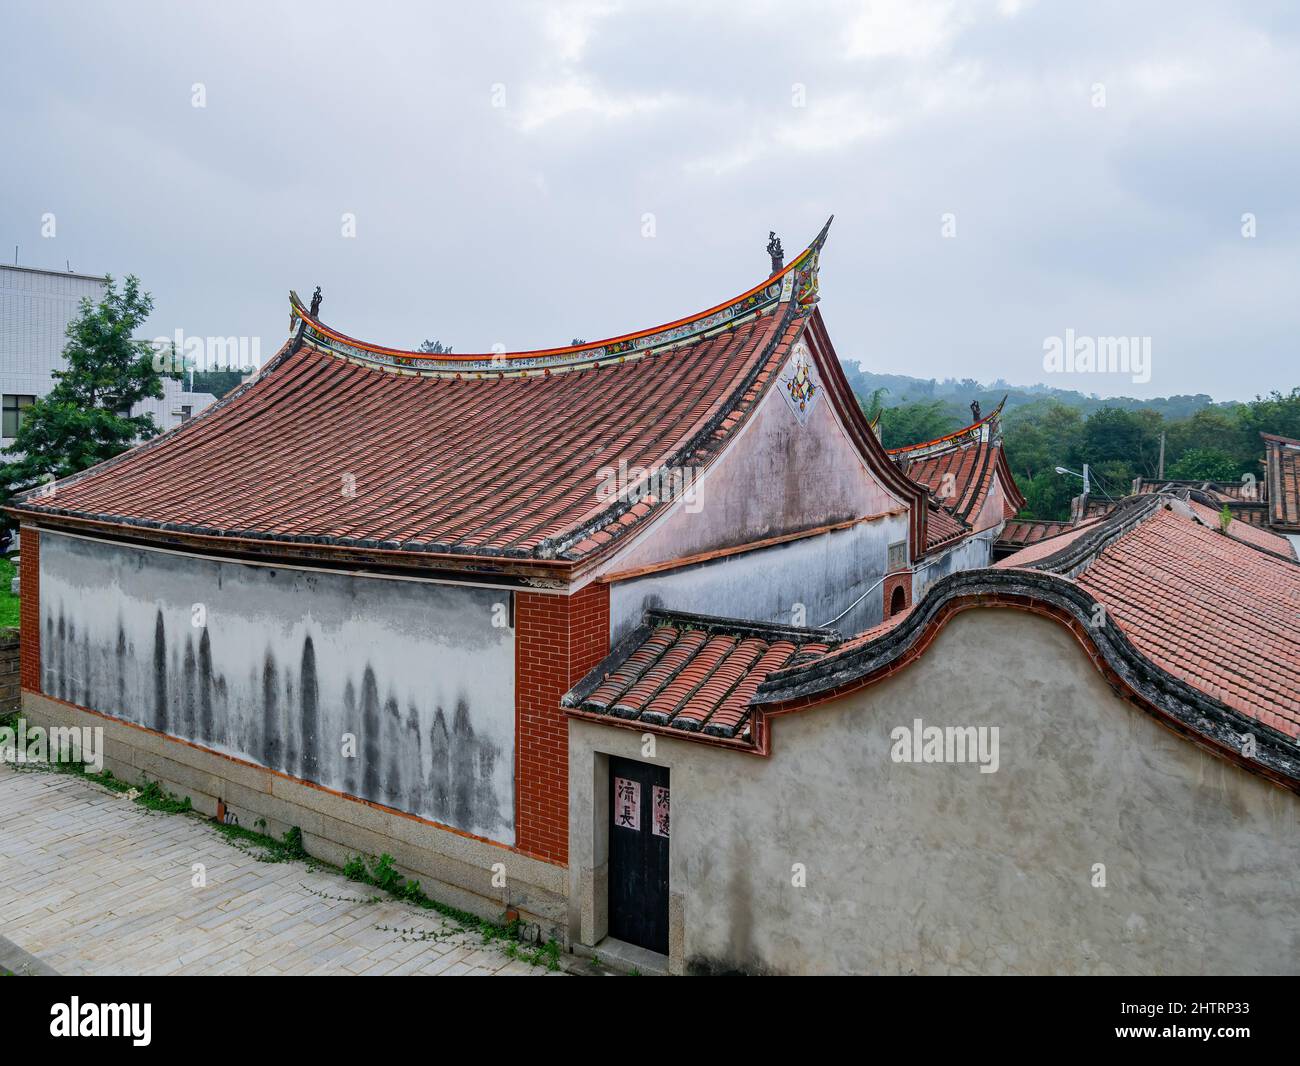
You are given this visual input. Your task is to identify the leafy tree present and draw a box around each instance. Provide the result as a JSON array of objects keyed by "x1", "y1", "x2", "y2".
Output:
[
  {"x1": 418, "y1": 339, "x2": 453, "y2": 354},
  {"x1": 1235, "y1": 388, "x2": 1300, "y2": 443},
  {"x1": 1164, "y1": 408, "x2": 1253, "y2": 476},
  {"x1": 858, "y1": 387, "x2": 889, "y2": 423},
  {"x1": 1077, "y1": 407, "x2": 1163, "y2": 482},
  {"x1": 0, "y1": 275, "x2": 162, "y2": 535},
  {"x1": 1018, "y1": 469, "x2": 1076, "y2": 521},
  {"x1": 1002, "y1": 401, "x2": 1084, "y2": 482},
  {"x1": 1165, "y1": 448, "x2": 1244, "y2": 482},
  {"x1": 876, "y1": 400, "x2": 961, "y2": 450}
]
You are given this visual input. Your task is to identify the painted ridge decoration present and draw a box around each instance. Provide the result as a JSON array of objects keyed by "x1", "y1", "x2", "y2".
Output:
[
  {"x1": 779, "y1": 340, "x2": 821, "y2": 425},
  {"x1": 288, "y1": 218, "x2": 833, "y2": 380}
]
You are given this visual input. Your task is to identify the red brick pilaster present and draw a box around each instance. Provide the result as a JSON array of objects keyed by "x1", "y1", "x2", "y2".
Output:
[
  {"x1": 514, "y1": 580, "x2": 609, "y2": 865},
  {"x1": 883, "y1": 571, "x2": 912, "y2": 619},
  {"x1": 19, "y1": 526, "x2": 40, "y2": 692}
]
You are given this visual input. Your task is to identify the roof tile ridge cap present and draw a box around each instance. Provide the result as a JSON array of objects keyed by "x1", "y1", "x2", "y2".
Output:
[
  {"x1": 885, "y1": 396, "x2": 1007, "y2": 457},
  {"x1": 12, "y1": 339, "x2": 299, "y2": 511},
  {"x1": 955, "y1": 436, "x2": 998, "y2": 522},
  {"x1": 1020, "y1": 493, "x2": 1169, "y2": 578},
  {"x1": 643, "y1": 606, "x2": 843, "y2": 644},
  {"x1": 288, "y1": 219, "x2": 830, "y2": 366},
  {"x1": 538, "y1": 304, "x2": 800, "y2": 560}
]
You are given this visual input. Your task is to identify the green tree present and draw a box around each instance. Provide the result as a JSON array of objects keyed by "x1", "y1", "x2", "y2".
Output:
[
  {"x1": 858, "y1": 387, "x2": 889, "y2": 423},
  {"x1": 1236, "y1": 388, "x2": 1300, "y2": 444},
  {"x1": 877, "y1": 400, "x2": 961, "y2": 450},
  {"x1": 1002, "y1": 401, "x2": 1084, "y2": 482},
  {"x1": 1165, "y1": 448, "x2": 1246, "y2": 482},
  {"x1": 1, "y1": 275, "x2": 162, "y2": 531}
]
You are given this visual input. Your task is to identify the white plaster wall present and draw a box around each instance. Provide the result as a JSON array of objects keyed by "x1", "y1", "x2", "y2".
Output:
[
  {"x1": 598, "y1": 346, "x2": 907, "y2": 578},
  {"x1": 608, "y1": 512, "x2": 910, "y2": 643},
  {"x1": 570, "y1": 608, "x2": 1299, "y2": 975},
  {"x1": 912, "y1": 529, "x2": 995, "y2": 603},
  {"x1": 39, "y1": 532, "x2": 517, "y2": 844}
]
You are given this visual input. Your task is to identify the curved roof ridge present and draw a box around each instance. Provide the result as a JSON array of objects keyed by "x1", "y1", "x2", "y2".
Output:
[
  {"x1": 289, "y1": 218, "x2": 833, "y2": 378},
  {"x1": 886, "y1": 394, "x2": 1007, "y2": 458},
  {"x1": 748, "y1": 565, "x2": 1300, "y2": 789}
]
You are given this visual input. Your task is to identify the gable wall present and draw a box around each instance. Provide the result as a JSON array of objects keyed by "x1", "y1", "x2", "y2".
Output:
[{"x1": 595, "y1": 344, "x2": 907, "y2": 581}]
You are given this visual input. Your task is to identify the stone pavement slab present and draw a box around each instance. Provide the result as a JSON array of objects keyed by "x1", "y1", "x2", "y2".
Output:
[{"x1": 0, "y1": 763, "x2": 562, "y2": 976}]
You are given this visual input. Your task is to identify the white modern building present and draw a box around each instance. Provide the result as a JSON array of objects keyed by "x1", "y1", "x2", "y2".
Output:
[{"x1": 0, "y1": 264, "x2": 217, "y2": 448}]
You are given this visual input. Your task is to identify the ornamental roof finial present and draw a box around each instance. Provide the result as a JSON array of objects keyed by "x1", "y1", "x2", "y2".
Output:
[
  {"x1": 970, "y1": 399, "x2": 982, "y2": 423},
  {"x1": 767, "y1": 231, "x2": 784, "y2": 274},
  {"x1": 309, "y1": 286, "x2": 322, "y2": 318}
]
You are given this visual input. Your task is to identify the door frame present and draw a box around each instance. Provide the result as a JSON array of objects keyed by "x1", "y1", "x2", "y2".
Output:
[{"x1": 568, "y1": 734, "x2": 681, "y2": 972}]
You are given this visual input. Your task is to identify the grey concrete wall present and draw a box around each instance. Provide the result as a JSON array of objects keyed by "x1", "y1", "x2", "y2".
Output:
[
  {"x1": 569, "y1": 608, "x2": 1299, "y2": 975},
  {"x1": 22, "y1": 691, "x2": 567, "y2": 938},
  {"x1": 608, "y1": 511, "x2": 910, "y2": 643},
  {"x1": 38, "y1": 532, "x2": 516, "y2": 844}
]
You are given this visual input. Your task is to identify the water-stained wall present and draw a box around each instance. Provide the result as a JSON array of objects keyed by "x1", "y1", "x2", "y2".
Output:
[{"x1": 39, "y1": 532, "x2": 516, "y2": 844}]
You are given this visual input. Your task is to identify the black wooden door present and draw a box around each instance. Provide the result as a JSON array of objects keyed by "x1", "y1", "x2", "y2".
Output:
[{"x1": 608, "y1": 756, "x2": 670, "y2": 955}]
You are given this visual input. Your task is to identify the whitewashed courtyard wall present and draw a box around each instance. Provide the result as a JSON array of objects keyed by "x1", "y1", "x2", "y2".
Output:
[{"x1": 38, "y1": 531, "x2": 516, "y2": 844}]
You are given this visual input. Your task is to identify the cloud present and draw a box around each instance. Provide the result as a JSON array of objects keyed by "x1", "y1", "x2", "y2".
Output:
[{"x1": 1, "y1": 0, "x2": 1296, "y2": 400}]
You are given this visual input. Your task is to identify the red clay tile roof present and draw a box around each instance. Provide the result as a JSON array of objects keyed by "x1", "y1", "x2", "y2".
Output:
[
  {"x1": 993, "y1": 494, "x2": 1300, "y2": 738},
  {"x1": 1264, "y1": 433, "x2": 1300, "y2": 532},
  {"x1": 1185, "y1": 498, "x2": 1297, "y2": 560},
  {"x1": 888, "y1": 398, "x2": 1025, "y2": 538},
  {"x1": 925, "y1": 502, "x2": 968, "y2": 547},
  {"x1": 997, "y1": 518, "x2": 1078, "y2": 551},
  {"x1": 992, "y1": 519, "x2": 1102, "y2": 567},
  {"x1": 1067, "y1": 504, "x2": 1300, "y2": 738},
  {"x1": 564, "y1": 611, "x2": 839, "y2": 742},
  {"x1": 14, "y1": 229, "x2": 842, "y2": 568},
  {"x1": 904, "y1": 440, "x2": 1001, "y2": 523}
]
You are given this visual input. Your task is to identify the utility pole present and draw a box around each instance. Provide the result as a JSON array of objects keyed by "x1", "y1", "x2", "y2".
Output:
[
  {"x1": 1082, "y1": 463, "x2": 1090, "y2": 497},
  {"x1": 1157, "y1": 432, "x2": 1166, "y2": 479}
]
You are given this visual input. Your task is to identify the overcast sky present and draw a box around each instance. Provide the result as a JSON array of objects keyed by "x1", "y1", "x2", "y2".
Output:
[{"x1": 3, "y1": 0, "x2": 1297, "y2": 400}]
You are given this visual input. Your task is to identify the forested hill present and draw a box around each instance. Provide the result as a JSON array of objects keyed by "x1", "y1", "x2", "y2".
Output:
[
  {"x1": 839, "y1": 364, "x2": 1228, "y2": 422},
  {"x1": 839, "y1": 361, "x2": 1300, "y2": 522}
]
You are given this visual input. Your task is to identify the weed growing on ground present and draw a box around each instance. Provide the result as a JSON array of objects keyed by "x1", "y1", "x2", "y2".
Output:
[
  {"x1": 343, "y1": 852, "x2": 562, "y2": 970},
  {"x1": 212, "y1": 821, "x2": 313, "y2": 865}
]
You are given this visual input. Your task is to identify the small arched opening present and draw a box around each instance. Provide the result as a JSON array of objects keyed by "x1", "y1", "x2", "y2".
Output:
[{"x1": 888, "y1": 585, "x2": 907, "y2": 618}]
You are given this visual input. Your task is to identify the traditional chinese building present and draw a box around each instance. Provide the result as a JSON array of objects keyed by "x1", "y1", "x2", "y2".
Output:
[
  {"x1": 564, "y1": 489, "x2": 1300, "y2": 973},
  {"x1": 12, "y1": 221, "x2": 1017, "y2": 948}
]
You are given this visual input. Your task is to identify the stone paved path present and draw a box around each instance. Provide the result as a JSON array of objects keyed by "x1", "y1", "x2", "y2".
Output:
[{"x1": 0, "y1": 763, "x2": 559, "y2": 976}]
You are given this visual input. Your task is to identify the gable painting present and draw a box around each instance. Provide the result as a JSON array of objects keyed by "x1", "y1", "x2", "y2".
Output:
[{"x1": 37, "y1": 532, "x2": 516, "y2": 844}]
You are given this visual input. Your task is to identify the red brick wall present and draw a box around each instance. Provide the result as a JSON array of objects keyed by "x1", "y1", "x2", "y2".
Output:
[
  {"x1": 883, "y1": 571, "x2": 912, "y2": 618},
  {"x1": 18, "y1": 527, "x2": 40, "y2": 693},
  {"x1": 514, "y1": 580, "x2": 609, "y2": 865}
]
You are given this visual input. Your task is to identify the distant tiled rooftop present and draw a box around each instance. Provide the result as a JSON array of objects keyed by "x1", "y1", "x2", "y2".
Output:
[
  {"x1": 889, "y1": 398, "x2": 1024, "y2": 541},
  {"x1": 1264, "y1": 433, "x2": 1300, "y2": 532},
  {"x1": 997, "y1": 518, "x2": 1076, "y2": 551}
]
